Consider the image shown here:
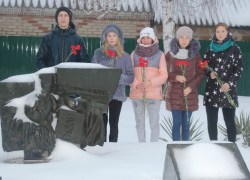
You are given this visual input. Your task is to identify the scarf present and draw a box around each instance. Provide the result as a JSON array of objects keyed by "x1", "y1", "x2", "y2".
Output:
[
  {"x1": 170, "y1": 49, "x2": 188, "y2": 59},
  {"x1": 135, "y1": 43, "x2": 159, "y2": 57},
  {"x1": 210, "y1": 40, "x2": 234, "y2": 52}
]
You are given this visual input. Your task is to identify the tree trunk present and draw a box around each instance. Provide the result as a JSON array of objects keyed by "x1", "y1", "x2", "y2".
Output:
[{"x1": 162, "y1": 0, "x2": 175, "y2": 54}]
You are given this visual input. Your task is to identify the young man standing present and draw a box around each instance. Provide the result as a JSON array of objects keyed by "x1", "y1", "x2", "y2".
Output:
[{"x1": 36, "y1": 7, "x2": 89, "y2": 70}]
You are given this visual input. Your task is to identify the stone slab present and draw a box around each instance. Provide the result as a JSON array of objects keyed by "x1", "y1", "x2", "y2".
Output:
[{"x1": 162, "y1": 143, "x2": 250, "y2": 180}]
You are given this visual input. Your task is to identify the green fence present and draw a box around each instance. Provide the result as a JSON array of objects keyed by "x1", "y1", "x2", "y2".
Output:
[{"x1": 0, "y1": 36, "x2": 249, "y2": 96}]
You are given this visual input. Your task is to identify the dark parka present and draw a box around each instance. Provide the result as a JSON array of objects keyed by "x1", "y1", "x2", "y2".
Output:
[
  {"x1": 203, "y1": 32, "x2": 243, "y2": 108},
  {"x1": 165, "y1": 38, "x2": 205, "y2": 111},
  {"x1": 36, "y1": 22, "x2": 89, "y2": 70}
]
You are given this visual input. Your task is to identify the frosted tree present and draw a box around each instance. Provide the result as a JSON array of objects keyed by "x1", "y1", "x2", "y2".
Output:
[{"x1": 162, "y1": 0, "x2": 238, "y2": 53}]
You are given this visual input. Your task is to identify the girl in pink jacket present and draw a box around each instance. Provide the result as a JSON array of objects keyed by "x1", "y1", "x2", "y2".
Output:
[{"x1": 130, "y1": 27, "x2": 168, "y2": 142}]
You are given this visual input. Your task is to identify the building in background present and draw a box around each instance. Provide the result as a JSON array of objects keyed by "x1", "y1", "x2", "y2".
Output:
[{"x1": 0, "y1": 0, "x2": 249, "y2": 41}]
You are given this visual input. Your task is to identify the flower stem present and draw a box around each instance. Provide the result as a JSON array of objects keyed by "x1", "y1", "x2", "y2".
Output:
[
  {"x1": 65, "y1": 51, "x2": 73, "y2": 62},
  {"x1": 181, "y1": 65, "x2": 189, "y2": 121},
  {"x1": 206, "y1": 66, "x2": 236, "y2": 108},
  {"x1": 142, "y1": 66, "x2": 147, "y2": 114}
]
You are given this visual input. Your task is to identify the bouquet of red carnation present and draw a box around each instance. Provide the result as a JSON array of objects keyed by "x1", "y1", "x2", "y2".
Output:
[
  {"x1": 176, "y1": 61, "x2": 189, "y2": 121},
  {"x1": 139, "y1": 57, "x2": 148, "y2": 114},
  {"x1": 65, "y1": 45, "x2": 81, "y2": 62},
  {"x1": 199, "y1": 60, "x2": 236, "y2": 107},
  {"x1": 107, "y1": 50, "x2": 116, "y2": 67}
]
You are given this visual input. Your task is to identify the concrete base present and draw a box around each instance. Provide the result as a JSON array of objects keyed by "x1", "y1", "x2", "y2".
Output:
[{"x1": 5, "y1": 157, "x2": 50, "y2": 164}]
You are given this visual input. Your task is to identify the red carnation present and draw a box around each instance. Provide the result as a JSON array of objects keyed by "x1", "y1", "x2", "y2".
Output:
[
  {"x1": 107, "y1": 50, "x2": 113, "y2": 54},
  {"x1": 139, "y1": 63, "x2": 144, "y2": 67},
  {"x1": 176, "y1": 61, "x2": 181, "y2": 66},
  {"x1": 182, "y1": 61, "x2": 188, "y2": 66},
  {"x1": 139, "y1": 57, "x2": 144, "y2": 62},
  {"x1": 76, "y1": 45, "x2": 81, "y2": 50}
]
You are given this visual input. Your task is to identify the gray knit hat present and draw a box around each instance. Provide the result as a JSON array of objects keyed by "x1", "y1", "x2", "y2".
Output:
[
  {"x1": 176, "y1": 26, "x2": 193, "y2": 40},
  {"x1": 101, "y1": 24, "x2": 124, "y2": 46},
  {"x1": 105, "y1": 26, "x2": 120, "y2": 38}
]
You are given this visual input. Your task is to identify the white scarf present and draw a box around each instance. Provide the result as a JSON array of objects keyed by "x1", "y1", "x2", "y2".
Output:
[{"x1": 170, "y1": 49, "x2": 188, "y2": 59}]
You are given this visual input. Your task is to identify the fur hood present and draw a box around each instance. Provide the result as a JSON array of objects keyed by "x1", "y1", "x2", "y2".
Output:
[
  {"x1": 101, "y1": 23, "x2": 125, "y2": 46},
  {"x1": 169, "y1": 37, "x2": 200, "y2": 59}
]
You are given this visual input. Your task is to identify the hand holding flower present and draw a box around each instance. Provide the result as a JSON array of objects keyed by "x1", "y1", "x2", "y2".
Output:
[
  {"x1": 199, "y1": 60, "x2": 236, "y2": 107},
  {"x1": 183, "y1": 87, "x2": 192, "y2": 96},
  {"x1": 210, "y1": 72, "x2": 217, "y2": 79},
  {"x1": 138, "y1": 57, "x2": 148, "y2": 114},
  {"x1": 136, "y1": 84, "x2": 144, "y2": 92},
  {"x1": 142, "y1": 81, "x2": 151, "y2": 88},
  {"x1": 176, "y1": 61, "x2": 189, "y2": 121},
  {"x1": 221, "y1": 83, "x2": 230, "y2": 92},
  {"x1": 176, "y1": 75, "x2": 186, "y2": 83}
]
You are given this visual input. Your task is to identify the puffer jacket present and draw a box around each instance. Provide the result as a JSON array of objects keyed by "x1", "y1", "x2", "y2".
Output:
[
  {"x1": 165, "y1": 37, "x2": 204, "y2": 111},
  {"x1": 203, "y1": 31, "x2": 243, "y2": 108},
  {"x1": 129, "y1": 39, "x2": 168, "y2": 100},
  {"x1": 92, "y1": 48, "x2": 134, "y2": 102},
  {"x1": 36, "y1": 22, "x2": 90, "y2": 70},
  {"x1": 91, "y1": 24, "x2": 134, "y2": 102}
]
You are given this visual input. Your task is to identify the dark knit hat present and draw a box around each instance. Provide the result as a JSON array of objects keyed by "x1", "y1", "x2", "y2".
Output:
[{"x1": 55, "y1": 7, "x2": 72, "y2": 23}]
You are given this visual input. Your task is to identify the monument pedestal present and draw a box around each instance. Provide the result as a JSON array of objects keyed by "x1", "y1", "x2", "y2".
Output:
[{"x1": 162, "y1": 143, "x2": 250, "y2": 180}]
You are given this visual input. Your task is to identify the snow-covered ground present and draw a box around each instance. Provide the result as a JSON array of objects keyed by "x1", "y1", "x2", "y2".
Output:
[{"x1": 0, "y1": 96, "x2": 250, "y2": 180}]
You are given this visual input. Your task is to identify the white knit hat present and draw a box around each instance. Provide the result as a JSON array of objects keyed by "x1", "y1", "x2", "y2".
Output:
[{"x1": 140, "y1": 27, "x2": 155, "y2": 41}]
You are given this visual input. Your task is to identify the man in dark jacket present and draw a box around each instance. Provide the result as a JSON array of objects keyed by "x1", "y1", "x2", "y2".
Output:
[{"x1": 36, "y1": 7, "x2": 90, "y2": 70}]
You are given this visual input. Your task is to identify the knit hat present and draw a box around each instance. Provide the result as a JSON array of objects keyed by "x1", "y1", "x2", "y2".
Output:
[
  {"x1": 140, "y1": 27, "x2": 155, "y2": 41},
  {"x1": 105, "y1": 26, "x2": 120, "y2": 38},
  {"x1": 55, "y1": 7, "x2": 72, "y2": 23},
  {"x1": 176, "y1": 26, "x2": 193, "y2": 40},
  {"x1": 101, "y1": 24, "x2": 124, "y2": 46}
]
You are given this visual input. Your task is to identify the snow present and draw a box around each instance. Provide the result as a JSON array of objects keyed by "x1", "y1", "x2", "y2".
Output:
[
  {"x1": 3, "y1": 0, "x2": 9, "y2": 7},
  {"x1": 174, "y1": 143, "x2": 246, "y2": 179},
  {"x1": 0, "y1": 95, "x2": 250, "y2": 179},
  {"x1": 0, "y1": 64, "x2": 250, "y2": 179}
]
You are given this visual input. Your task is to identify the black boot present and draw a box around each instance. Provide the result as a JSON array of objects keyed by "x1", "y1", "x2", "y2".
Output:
[{"x1": 109, "y1": 135, "x2": 118, "y2": 142}]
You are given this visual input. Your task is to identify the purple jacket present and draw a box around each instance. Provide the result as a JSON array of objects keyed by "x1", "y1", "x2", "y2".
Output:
[{"x1": 92, "y1": 47, "x2": 134, "y2": 102}]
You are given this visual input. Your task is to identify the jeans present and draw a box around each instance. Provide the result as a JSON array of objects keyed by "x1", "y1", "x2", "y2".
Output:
[
  {"x1": 206, "y1": 106, "x2": 236, "y2": 142},
  {"x1": 171, "y1": 110, "x2": 192, "y2": 141}
]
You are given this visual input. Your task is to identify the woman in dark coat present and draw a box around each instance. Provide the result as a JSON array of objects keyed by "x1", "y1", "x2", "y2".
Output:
[{"x1": 203, "y1": 22, "x2": 243, "y2": 142}]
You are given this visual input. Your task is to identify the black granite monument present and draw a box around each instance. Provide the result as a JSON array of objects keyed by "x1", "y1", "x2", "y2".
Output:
[{"x1": 0, "y1": 65, "x2": 121, "y2": 162}]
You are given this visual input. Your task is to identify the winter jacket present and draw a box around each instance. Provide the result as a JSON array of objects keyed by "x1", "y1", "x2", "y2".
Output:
[
  {"x1": 165, "y1": 37, "x2": 204, "y2": 111},
  {"x1": 129, "y1": 40, "x2": 168, "y2": 100},
  {"x1": 91, "y1": 24, "x2": 134, "y2": 102},
  {"x1": 203, "y1": 31, "x2": 243, "y2": 108},
  {"x1": 92, "y1": 48, "x2": 134, "y2": 102},
  {"x1": 36, "y1": 22, "x2": 90, "y2": 70}
]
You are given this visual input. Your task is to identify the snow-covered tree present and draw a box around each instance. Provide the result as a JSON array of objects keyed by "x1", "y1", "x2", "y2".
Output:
[{"x1": 162, "y1": 0, "x2": 238, "y2": 53}]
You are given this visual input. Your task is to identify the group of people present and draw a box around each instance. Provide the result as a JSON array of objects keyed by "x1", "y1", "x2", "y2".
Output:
[{"x1": 36, "y1": 7, "x2": 243, "y2": 143}]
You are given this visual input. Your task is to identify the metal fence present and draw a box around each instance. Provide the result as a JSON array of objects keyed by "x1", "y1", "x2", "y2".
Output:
[{"x1": 0, "y1": 36, "x2": 249, "y2": 96}]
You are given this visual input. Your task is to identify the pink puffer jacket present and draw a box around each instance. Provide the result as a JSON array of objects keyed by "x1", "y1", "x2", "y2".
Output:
[{"x1": 129, "y1": 50, "x2": 168, "y2": 100}]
